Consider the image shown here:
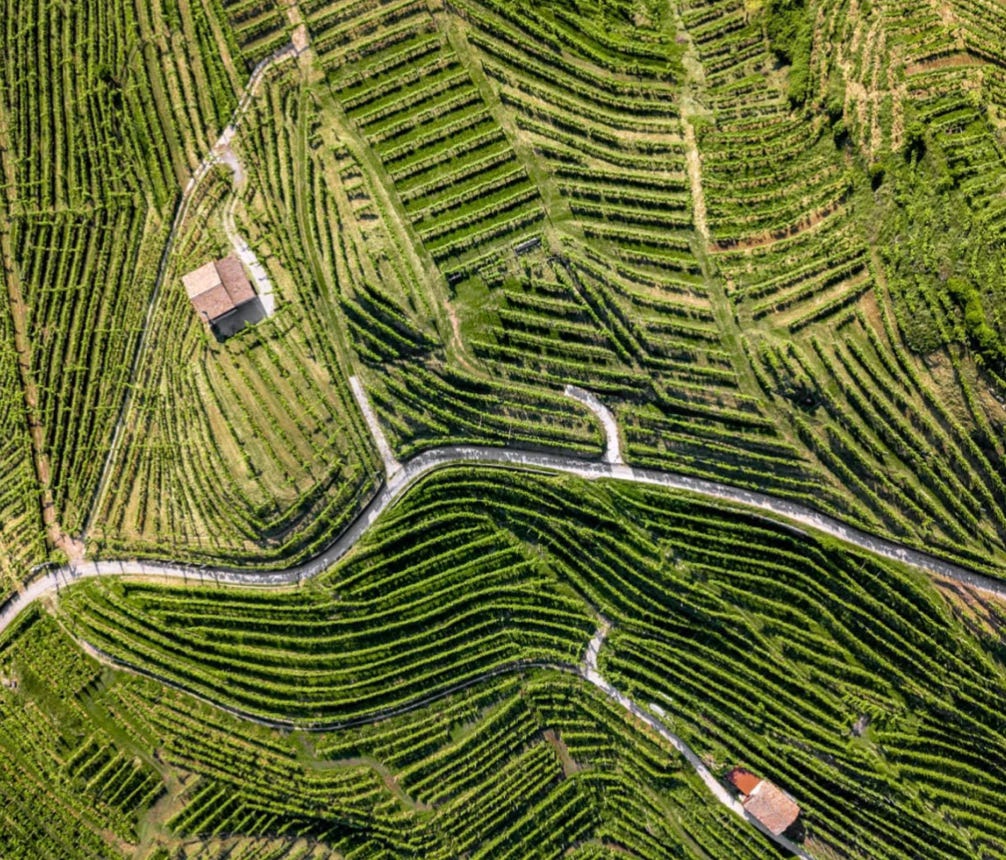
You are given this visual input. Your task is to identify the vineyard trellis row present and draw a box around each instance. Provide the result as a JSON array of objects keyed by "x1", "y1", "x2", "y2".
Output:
[{"x1": 47, "y1": 464, "x2": 1006, "y2": 858}]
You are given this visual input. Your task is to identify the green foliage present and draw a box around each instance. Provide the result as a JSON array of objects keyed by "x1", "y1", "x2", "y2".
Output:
[
  {"x1": 903, "y1": 120, "x2": 927, "y2": 163},
  {"x1": 93, "y1": 73, "x2": 383, "y2": 568},
  {"x1": 8, "y1": 1, "x2": 1006, "y2": 855},
  {"x1": 762, "y1": 0, "x2": 812, "y2": 105},
  {"x1": 52, "y1": 467, "x2": 1006, "y2": 858},
  {"x1": 0, "y1": 611, "x2": 164, "y2": 857},
  {"x1": 531, "y1": 0, "x2": 686, "y2": 78},
  {"x1": 878, "y1": 148, "x2": 1006, "y2": 363},
  {"x1": 0, "y1": 577, "x2": 767, "y2": 859},
  {"x1": 0, "y1": 0, "x2": 240, "y2": 575},
  {"x1": 948, "y1": 277, "x2": 1003, "y2": 361}
]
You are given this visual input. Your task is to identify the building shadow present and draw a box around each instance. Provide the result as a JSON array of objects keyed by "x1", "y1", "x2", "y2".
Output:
[
  {"x1": 783, "y1": 817, "x2": 807, "y2": 843},
  {"x1": 212, "y1": 297, "x2": 266, "y2": 341}
]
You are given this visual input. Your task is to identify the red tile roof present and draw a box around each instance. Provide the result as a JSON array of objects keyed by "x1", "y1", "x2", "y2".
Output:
[
  {"x1": 216, "y1": 256, "x2": 256, "y2": 307},
  {"x1": 190, "y1": 284, "x2": 236, "y2": 321},
  {"x1": 182, "y1": 256, "x2": 257, "y2": 323},
  {"x1": 727, "y1": 767, "x2": 762, "y2": 797},
  {"x1": 182, "y1": 261, "x2": 221, "y2": 301},
  {"x1": 743, "y1": 780, "x2": 801, "y2": 836}
]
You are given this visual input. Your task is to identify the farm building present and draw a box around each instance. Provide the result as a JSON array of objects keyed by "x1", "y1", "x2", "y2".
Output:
[
  {"x1": 727, "y1": 767, "x2": 801, "y2": 836},
  {"x1": 182, "y1": 256, "x2": 263, "y2": 338}
]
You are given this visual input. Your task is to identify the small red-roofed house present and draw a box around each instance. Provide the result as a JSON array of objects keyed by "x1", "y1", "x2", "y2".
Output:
[
  {"x1": 727, "y1": 767, "x2": 762, "y2": 796},
  {"x1": 215, "y1": 255, "x2": 256, "y2": 307},
  {"x1": 727, "y1": 767, "x2": 801, "y2": 836},
  {"x1": 182, "y1": 256, "x2": 259, "y2": 335}
]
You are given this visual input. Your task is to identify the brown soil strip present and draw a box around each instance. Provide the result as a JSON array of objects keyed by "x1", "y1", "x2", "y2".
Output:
[
  {"x1": 905, "y1": 52, "x2": 980, "y2": 77},
  {"x1": 0, "y1": 105, "x2": 83, "y2": 563},
  {"x1": 543, "y1": 728, "x2": 580, "y2": 778}
]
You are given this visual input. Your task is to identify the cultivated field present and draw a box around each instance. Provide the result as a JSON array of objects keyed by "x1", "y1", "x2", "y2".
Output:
[
  {"x1": 1, "y1": 466, "x2": 1003, "y2": 857},
  {"x1": 3, "y1": 0, "x2": 1006, "y2": 857}
]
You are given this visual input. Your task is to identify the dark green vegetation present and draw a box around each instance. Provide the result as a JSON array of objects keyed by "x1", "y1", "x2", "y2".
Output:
[
  {"x1": 4, "y1": 0, "x2": 1006, "y2": 857},
  {"x1": 223, "y1": 0, "x2": 1006, "y2": 581},
  {"x1": 90, "y1": 84, "x2": 382, "y2": 565},
  {"x1": 5, "y1": 0, "x2": 1006, "y2": 576},
  {"x1": 2, "y1": 581, "x2": 773, "y2": 859},
  {"x1": 4, "y1": 465, "x2": 1004, "y2": 858},
  {"x1": 0, "y1": 0, "x2": 239, "y2": 587}
]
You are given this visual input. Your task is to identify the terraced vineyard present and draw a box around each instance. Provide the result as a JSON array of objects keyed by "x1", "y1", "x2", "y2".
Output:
[
  {"x1": 1, "y1": 603, "x2": 782, "y2": 859},
  {"x1": 4, "y1": 0, "x2": 1006, "y2": 856},
  {"x1": 48, "y1": 0, "x2": 1006, "y2": 574},
  {"x1": 0, "y1": 0, "x2": 240, "y2": 566},
  {"x1": 90, "y1": 64, "x2": 383, "y2": 566},
  {"x1": 219, "y1": 0, "x2": 293, "y2": 68},
  {"x1": 1, "y1": 466, "x2": 999, "y2": 858},
  {"x1": 319, "y1": 1, "x2": 547, "y2": 271}
]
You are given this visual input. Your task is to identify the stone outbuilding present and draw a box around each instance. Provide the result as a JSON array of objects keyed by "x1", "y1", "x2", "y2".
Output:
[
  {"x1": 727, "y1": 767, "x2": 801, "y2": 836},
  {"x1": 182, "y1": 256, "x2": 259, "y2": 335}
]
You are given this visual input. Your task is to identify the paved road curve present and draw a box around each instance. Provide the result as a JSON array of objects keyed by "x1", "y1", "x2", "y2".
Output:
[
  {"x1": 6, "y1": 442, "x2": 1006, "y2": 638},
  {"x1": 5, "y1": 384, "x2": 1005, "y2": 858},
  {"x1": 565, "y1": 384, "x2": 622, "y2": 464}
]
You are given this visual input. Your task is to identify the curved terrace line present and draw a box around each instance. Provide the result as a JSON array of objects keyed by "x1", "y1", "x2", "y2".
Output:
[
  {"x1": 583, "y1": 622, "x2": 812, "y2": 859},
  {"x1": 82, "y1": 41, "x2": 300, "y2": 542},
  {"x1": 6, "y1": 442, "x2": 1006, "y2": 636},
  {"x1": 8, "y1": 15, "x2": 996, "y2": 853},
  {"x1": 75, "y1": 620, "x2": 810, "y2": 858},
  {"x1": 6, "y1": 379, "x2": 1000, "y2": 860}
]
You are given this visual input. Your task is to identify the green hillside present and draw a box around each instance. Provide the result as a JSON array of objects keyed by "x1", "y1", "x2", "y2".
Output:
[
  {"x1": 5, "y1": 0, "x2": 1006, "y2": 575},
  {"x1": 2, "y1": 0, "x2": 1006, "y2": 857},
  {"x1": 5, "y1": 467, "x2": 1006, "y2": 857}
]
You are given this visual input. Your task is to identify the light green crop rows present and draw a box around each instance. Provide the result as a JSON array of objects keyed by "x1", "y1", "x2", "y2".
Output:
[
  {"x1": 8, "y1": 0, "x2": 1006, "y2": 574},
  {"x1": 4, "y1": 1, "x2": 1006, "y2": 856},
  {"x1": 57, "y1": 465, "x2": 1006, "y2": 858},
  {"x1": 1, "y1": 600, "x2": 770, "y2": 859},
  {"x1": 0, "y1": 0, "x2": 239, "y2": 568}
]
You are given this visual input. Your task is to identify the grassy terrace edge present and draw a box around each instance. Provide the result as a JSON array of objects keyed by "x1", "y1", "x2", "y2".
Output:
[{"x1": 6, "y1": 441, "x2": 1005, "y2": 639}]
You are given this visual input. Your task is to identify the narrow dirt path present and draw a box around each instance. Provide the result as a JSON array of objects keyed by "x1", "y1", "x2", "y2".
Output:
[
  {"x1": 349, "y1": 375, "x2": 400, "y2": 477},
  {"x1": 74, "y1": 616, "x2": 813, "y2": 857},
  {"x1": 284, "y1": 0, "x2": 311, "y2": 55},
  {"x1": 82, "y1": 42, "x2": 300, "y2": 542},
  {"x1": 210, "y1": 40, "x2": 309, "y2": 318},
  {"x1": 682, "y1": 120, "x2": 709, "y2": 245},
  {"x1": 219, "y1": 183, "x2": 276, "y2": 317},
  {"x1": 581, "y1": 621, "x2": 812, "y2": 859},
  {"x1": 76, "y1": 633, "x2": 571, "y2": 734},
  {"x1": 675, "y1": 3, "x2": 712, "y2": 247}
]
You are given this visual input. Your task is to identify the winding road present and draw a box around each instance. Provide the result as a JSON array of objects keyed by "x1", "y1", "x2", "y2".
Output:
[
  {"x1": 9, "y1": 32, "x2": 1006, "y2": 851},
  {"x1": 582, "y1": 622, "x2": 813, "y2": 859},
  {"x1": 7, "y1": 377, "x2": 1006, "y2": 633},
  {"x1": 74, "y1": 617, "x2": 810, "y2": 858},
  {"x1": 11, "y1": 437, "x2": 1006, "y2": 636},
  {"x1": 6, "y1": 378, "x2": 1004, "y2": 857}
]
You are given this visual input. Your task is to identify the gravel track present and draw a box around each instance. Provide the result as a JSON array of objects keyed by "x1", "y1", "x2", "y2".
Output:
[{"x1": 7, "y1": 442, "x2": 1005, "y2": 635}]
